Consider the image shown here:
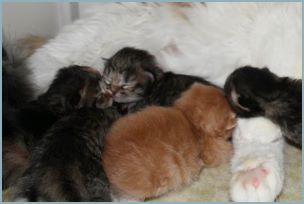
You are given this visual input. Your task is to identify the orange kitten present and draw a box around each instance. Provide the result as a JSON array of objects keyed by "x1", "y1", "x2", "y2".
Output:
[{"x1": 102, "y1": 83, "x2": 236, "y2": 201}]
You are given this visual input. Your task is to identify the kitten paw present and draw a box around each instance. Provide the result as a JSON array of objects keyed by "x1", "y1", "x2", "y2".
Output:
[{"x1": 230, "y1": 163, "x2": 281, "y2": 202}]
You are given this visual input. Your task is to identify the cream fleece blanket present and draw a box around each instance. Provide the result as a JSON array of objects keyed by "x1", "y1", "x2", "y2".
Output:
[
  {"x1": 152, "y1": 143, "x2": 301, "y2": 202},
  {"x1": 2, "y1": 143, "x2": 300, "y2": 202}
]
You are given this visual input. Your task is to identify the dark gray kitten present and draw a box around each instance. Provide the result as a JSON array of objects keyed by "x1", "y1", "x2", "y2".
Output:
[
  {"x1": 224, "y1": 66, "x2": 302, "y2": 148},
  {"x1": 11, "y1": 107, "x2": 121, "y2": 202},
  {"x1": 101, "y1": 47, "x2": 215, "y2": 113}
]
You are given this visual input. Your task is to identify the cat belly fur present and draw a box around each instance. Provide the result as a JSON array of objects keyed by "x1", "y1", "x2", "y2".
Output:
[{"x1": 27, "y1": 3, "x2": 301, "y2": 95}]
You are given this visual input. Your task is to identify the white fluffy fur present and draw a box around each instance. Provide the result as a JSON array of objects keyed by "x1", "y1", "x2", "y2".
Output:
[
  {"x1": 230, "y1": 117, "x2": 284, "y2": 202},
  {"x1": 27, "y1": 2, "x2": 301, "y2": 94}
]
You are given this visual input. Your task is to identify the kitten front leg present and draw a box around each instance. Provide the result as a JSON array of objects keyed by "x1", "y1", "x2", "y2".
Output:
[
  {"x1": 230, "y1": 118, "x2": 284, "y2": 202},
  {"x1": 231, "y1": 159, "x2": 283, "y2": 202}
]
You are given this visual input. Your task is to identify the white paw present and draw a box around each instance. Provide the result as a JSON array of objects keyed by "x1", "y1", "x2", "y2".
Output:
[{"x1": 230, "y1": 162, "x2": 282, "y2": 202}]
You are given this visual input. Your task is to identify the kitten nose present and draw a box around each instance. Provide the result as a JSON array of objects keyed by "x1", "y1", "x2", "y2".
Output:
[{"x1": 111, "y1": 84, "x2": 121, "y2": 94}]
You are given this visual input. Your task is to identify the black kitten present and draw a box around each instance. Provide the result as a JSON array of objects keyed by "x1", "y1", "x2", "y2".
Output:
[
  {"x1": 224, "y1": 66, "x2": 302, "y2": 148},
  {"x1": 12, "y1": 107, "x2": 121, "y2": 201},
  {"x1": 102, "y1": 47, "x2": 215, "y2": 112}
]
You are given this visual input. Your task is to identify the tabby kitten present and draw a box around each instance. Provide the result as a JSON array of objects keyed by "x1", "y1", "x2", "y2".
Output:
[
  {"x1": 3, "y1": 65, "x2": 103, "y2": 189},
  {"x1": 12, "y1": 107, "x2": 121, "y2": 202},
  {"x1": 101, "y1": 47, "x2": 215, "y2": 113},
  {"x1": 101, "y1": 47, "x2": 163, "y2": 105},
  {"x1": 102, "y1": 84, "x2": 236, "y2": 201},
  {"x1": 224, "y1": 66, "x2": 302, "y2": 148},
  {"x1": 15, "y1": 65, "x2": 104, "y2": 146}
]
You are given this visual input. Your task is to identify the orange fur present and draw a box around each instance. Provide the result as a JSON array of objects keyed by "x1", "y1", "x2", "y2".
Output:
[{"x1": 102, "y1": 83, "x2": 236, "y2": 201}]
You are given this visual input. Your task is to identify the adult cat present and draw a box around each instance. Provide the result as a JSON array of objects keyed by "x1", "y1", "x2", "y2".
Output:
[{"x1": 27, "y1": 3, "x2": 300, "y2": 94}]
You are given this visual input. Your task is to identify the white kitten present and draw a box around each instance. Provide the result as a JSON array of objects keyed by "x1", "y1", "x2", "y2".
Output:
[{"x1": 230, "y1": 117, "x2": 284, "y2": 202}]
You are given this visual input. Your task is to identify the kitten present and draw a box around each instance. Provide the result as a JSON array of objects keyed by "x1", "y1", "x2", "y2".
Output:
[
  {"x1": 101, "y1": 47, "x2": 215, "y2": 112},
  {"x1": 102, "y1": 84, "x2": 236, "y2": 201},
  {"x1": 11, "y1": 107, "x2": 121, "y2": 202},
  {"x1": 3, "y1": 65, "x2": 104, "y2": 189},
  {"x1": 224, "y1": 66, "x2": 301, "y2": 148},
  {"x1": 101, "y1": 47, "x2": 163, "y2": 105},
  {"x1": 230, "y1": 117, "x2": 284, "y2": 202},
  {"x1": 14, "y1": 65, "x2": 104, "y2": 147}
]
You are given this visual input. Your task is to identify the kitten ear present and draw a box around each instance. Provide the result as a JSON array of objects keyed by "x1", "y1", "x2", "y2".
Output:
[
  {"x1": 149, "y1": 66, "x2": 164, "y2": 81},
  {"x1": 76, "y1": 81, "x2": 99, "y2": 108},
  {"x1": 144, "y1": 67, "x2": 164, "y2": 82},
  {"x1": 144, "y1": 71, "x2": 155, "y2": 81},
  {"x1": 77, "y1": 84, "x2": 89, "y2": 108}
]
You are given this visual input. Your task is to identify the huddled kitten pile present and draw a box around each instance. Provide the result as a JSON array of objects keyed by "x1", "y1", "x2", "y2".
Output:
[
  {"x1": 3, "y1": 46, "x2": 301, "y2": 202},
  {"x1": 4, "y1": 46, "x2": 229, "y2": 201}
]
